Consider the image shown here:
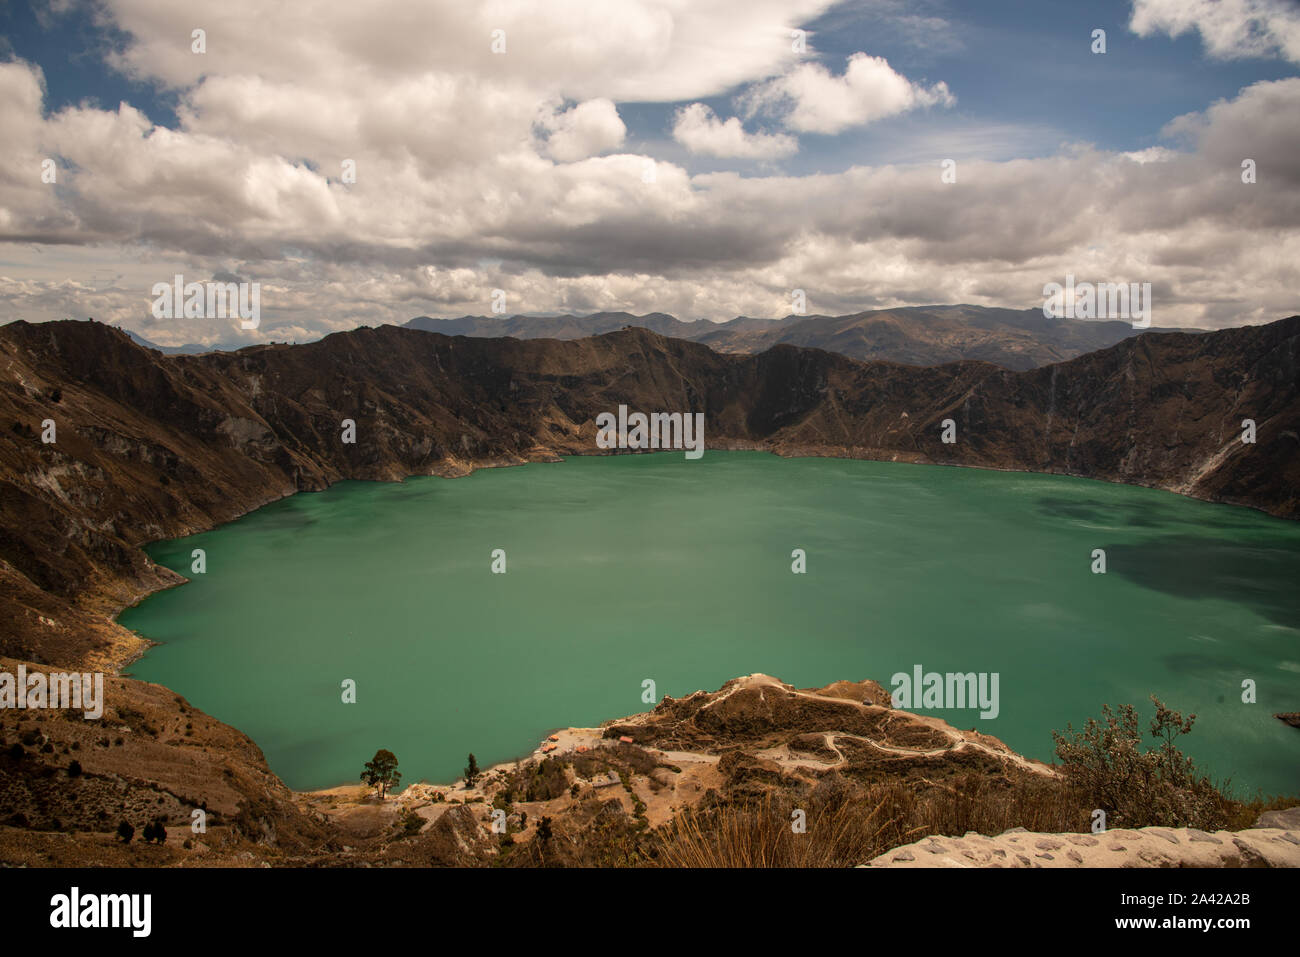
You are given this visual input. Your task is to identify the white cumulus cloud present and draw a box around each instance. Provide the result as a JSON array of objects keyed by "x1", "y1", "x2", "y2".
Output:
[
  {"x1": 1130, "y1": 0, "x2": 1300, "y2": 64},
  {"x1": 741, "y1": 52, "x2": 955, "y2": 135},
  {"x1": 541, "y1": 99, "x2": 627, "y2": 162},
  {"x1": 671, "y1": 103, "x2": 797, "y2": 159}
]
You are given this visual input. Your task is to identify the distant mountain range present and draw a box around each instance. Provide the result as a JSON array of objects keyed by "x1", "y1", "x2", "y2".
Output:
[
  {"x1": 121, "y1": 305, "x2": 1188, "y2": 370},
  {"x1": 405, "y1": 305, "x2": 1190, "y2": 370},
  {"x1": 122, "y1": 330, "x2": 247, "y2": 355}
]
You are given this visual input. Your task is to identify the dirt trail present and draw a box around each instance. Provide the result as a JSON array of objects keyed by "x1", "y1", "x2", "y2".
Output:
[{"x1": 726, "y1": 675, "x2": 1056, "y2": 778}]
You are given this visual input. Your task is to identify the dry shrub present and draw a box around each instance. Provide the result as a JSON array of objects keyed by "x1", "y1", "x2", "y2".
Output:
[{"x1": 656, "y1": 781, "x2": 912, "y2": 868}]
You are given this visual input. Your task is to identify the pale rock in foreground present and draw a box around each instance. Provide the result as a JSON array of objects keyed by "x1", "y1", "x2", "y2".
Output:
[{"x1": 862, "y1": 814, "x2": 1300, "y2": 868}]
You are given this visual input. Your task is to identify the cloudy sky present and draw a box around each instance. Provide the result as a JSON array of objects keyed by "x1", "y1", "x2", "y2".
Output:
[{"x1": 1, "y1": 0, "x2": 1298, "y2": 347}]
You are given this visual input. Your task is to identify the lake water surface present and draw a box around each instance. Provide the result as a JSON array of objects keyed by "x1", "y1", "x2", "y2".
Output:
[{"x1": 120, "y1": 452, "x2": 1300, "y2": 795}]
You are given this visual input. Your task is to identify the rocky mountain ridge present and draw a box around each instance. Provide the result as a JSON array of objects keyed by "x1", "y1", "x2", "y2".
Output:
[{"x1": 404, "y1": 304, "x2": 1184, "y2": 371}]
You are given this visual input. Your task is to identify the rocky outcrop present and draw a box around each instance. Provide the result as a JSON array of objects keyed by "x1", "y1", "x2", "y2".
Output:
[
  {"x1": 601, "y1": 673, "x2": 1051, "y2": 788},
  {"x1": 862, "y1": 816, "x2": 1300, "y2": 867}
]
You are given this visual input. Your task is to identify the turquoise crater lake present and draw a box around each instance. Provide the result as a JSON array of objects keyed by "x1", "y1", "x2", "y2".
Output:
[{"x1": 120, "y1": 452, "x2": 1300, "y2": 795}]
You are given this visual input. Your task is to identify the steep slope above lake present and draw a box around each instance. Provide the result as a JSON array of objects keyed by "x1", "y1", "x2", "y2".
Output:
[{"x1": 0, "y1": 315, "x2": 1297, "y2": 670}]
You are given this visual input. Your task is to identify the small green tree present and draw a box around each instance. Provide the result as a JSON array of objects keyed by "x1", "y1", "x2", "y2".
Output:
[
  {"x1": 464, "y1": 753, "x2": 480, "y2": 788},
  {"x1": 362, "y1": 749, "x2": 401, "y2": 799}
]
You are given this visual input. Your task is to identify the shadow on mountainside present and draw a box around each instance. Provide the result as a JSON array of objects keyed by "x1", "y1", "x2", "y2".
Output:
[{"x1": 1097, "y1": 535, "x2": 1300, "y2": 632}]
